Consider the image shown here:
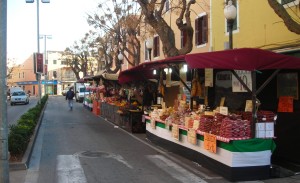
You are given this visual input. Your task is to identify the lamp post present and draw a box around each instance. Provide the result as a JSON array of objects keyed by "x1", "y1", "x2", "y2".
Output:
[
  {"x1": 118, "y1": 52, "x2": 124, "y2": 63},
  {"x1": 0, "y1": 1, "x2": 9, "y2": 182},
  {"x1": 40, "y1": 34, "x2": 52, "y2": 64},
  {"x1": 224, "y1": 0, "x2": 237, "y2": 50},
  {"x1": 26, "y1": 0, "x2": 50, "y2": 100},
  {"x1": 40, "y1": 34, "x2": 51, "y2": 94},
  {"x1": 146, "y1": 39, "x2": 153, "y2": 61}
]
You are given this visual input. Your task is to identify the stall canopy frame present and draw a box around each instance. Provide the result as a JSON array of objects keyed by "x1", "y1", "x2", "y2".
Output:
[
  {"x1": 185, "y1": 48, "x2": 300, "y2": 137},
  {"x1": 118, "y1": 55, "x2": 186, "y2": 84}
]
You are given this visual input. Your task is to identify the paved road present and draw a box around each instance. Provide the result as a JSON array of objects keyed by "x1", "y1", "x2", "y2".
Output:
[
  {"x1": 9, "y1": 96, "x2": 300, "y2": 183},
  {"x1": 7, "y1": 96, "x2": 38, "y2": 126}
]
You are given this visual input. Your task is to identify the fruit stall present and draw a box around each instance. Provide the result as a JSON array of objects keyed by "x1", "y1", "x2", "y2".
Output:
[{"x1": 118, "y1": 48, "x2": 300, "y2": 181}]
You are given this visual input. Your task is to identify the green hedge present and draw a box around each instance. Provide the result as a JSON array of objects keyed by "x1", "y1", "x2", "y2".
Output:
[{"x1": 8, "y1": 94, "x2": 48, "y2": 156}]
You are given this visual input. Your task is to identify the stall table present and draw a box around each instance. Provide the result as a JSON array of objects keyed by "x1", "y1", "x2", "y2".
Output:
[
  {"x1": 100, "y1": 103, "x2": 146, "y2": 133},
  {"x1": 145, "y1": 116, "x2": 275, "y2": 181}
]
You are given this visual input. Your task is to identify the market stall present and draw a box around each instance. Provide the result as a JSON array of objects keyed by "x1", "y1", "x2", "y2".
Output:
[
  {"x1": 184, "y1": 48, "x2": 300, "y2": 176},
  {"x1": 119, "y1": 48, "x2": 300, "y2": 181}
]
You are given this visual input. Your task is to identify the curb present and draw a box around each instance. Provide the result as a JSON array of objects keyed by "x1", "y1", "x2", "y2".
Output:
[{"x1": 9, "y1": 100, "x2": 48, "y2": 170}]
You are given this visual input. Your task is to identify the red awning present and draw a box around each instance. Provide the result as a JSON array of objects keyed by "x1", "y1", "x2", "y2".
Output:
[
  {"x1": 118, "y1": 55, "x2": 185, "y2": 84},
  {"x1": 185, "y1": 48, "x2": 300, "y2": 70},
  {"x1": 118, "y1": 48, "x2": 300, "y2": 84}
]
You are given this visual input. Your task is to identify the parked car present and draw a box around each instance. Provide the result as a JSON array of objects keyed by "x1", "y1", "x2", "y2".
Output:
[
  {"x1": 10, "y1": 91, "x2": 29, "y2": 106},
  {"x1": 7, "y1": 86, "x2": 23, "y2": 100},
  {"x1": 62, "y1": 86, "x2": 71, "y2": 96}
]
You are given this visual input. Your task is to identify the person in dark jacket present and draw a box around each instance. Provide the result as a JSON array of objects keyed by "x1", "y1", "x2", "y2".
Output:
[{"x1": 66, "y1": 87, "x2": 75, "y2": 110}]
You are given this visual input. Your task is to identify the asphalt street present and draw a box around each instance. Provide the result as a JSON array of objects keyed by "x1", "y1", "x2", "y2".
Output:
[{"x1": 9, "y1": 96, "x2": 300, "y2": 183}]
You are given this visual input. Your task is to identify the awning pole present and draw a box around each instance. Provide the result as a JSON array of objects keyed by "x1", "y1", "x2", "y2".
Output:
[
  {"x1": 256, "y1": 69, "x2": 280, "y2": 95},
  {"x1": 251, "y1": 71, "x2": 257, "y2": 138}
]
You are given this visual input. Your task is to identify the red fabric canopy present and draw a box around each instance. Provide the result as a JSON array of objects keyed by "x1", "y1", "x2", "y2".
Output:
[
  {"x1": 119, "y1": 48, "x2": 300, "y2": 84},
  {"x1": 185, "y1": 48, "x2": 300, "y2": 70},
  {"x1": 118, "y1": 55, "x2": 185, "y2": 84}
]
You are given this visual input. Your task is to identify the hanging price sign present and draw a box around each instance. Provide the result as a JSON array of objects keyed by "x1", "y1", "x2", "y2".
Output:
[
  {"x1": 172, "y1": 124, "x2": 179, "y2": 141},
  {"x1": 204, "y1": 133, "x2": 217, "y2": 153}
]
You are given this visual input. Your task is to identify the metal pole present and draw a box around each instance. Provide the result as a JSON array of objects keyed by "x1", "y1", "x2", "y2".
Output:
[
  {"x1": 251, "y1": 71, "x2": 257, "y2": 138},
  {"x1": 41, "y1": 35, "x2": 47, "y2": 94},
  {"x1": 227, "y1": 19, "x2": 234, "y2": 50},
  {"x1": 37, "y1": 0, "x2": 42, "y2": 101},
  {"x1": 44, "y1": 35, "x2": 47, "y2": 94},
  {"x1": 0, "y1": 0, "x2": 9, "y2": 182}
]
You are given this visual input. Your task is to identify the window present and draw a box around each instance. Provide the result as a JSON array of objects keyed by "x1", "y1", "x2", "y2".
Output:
[
  {"x1": 61, "y1": 60, "x2": 67, "y2": 65},
  {"x1": 279, "y1": 0, "x2": 299, "y2": 5},
  {"x1": 53, "y1": 60, "x2": 57, "y2": 64},
  {"x1": 181, "y1": 24, "x2": 188, "y2": 48},
  {"x1": 144, "y1": 41, "x2": 149, "y2": 61},
  {"x1": 53, "y1": 71, "x2": 57, "y2": 78},
  {"x1": 22, "y1": 72, "x2": 25, "y2": 78},
  {"x1": 153, "y1": 36, "x2": 160, "y2": 58},
  {"x1": 19, "y1": 73, "x2": 21, "y2": 78},
  {"x1": 195, "y1": 15, "x2": 208, "y2": 46}
]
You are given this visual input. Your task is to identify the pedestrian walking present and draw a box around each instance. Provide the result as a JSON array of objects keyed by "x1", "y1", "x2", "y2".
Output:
[{"x1": 66, "y1": 87, "x2": 75, "y2": 110}]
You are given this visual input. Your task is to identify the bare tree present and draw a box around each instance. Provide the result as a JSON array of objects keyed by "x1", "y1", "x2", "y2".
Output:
[
  {"x1": 137, "y1": 0, "x2": 196, "y2": 57},
  {"x1": 61, "y1": 37, "x2": 96, "y2": 80},
  {"x1": 87, "y1": 0, "x2": 142, "y2": 73},
  {"x1": 6, "y1": 58, "x2": 17, "y2": 79},
  {"x1": 268, "y1": 0, "x2": 300, "y2": 34}
]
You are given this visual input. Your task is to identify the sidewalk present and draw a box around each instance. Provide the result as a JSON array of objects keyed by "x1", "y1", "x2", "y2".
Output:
[{"x1": 9, "y1": 96, "x2": 300, "y2": 183}]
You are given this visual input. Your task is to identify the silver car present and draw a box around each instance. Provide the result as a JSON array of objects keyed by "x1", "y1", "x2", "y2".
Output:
[{"x1": 10, "y1": 91, "x2": 29, "y2": 106}]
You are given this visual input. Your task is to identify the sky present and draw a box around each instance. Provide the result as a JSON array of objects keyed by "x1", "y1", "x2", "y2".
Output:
[{"x1": 7, "y1": 0, "x2": 101, "y2": 64}]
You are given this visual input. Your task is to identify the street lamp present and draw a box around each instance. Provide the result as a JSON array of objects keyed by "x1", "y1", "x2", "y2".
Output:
[
  {"x1": 118, "y1": 52, "x2": 124, "y2": 63},
  {"x1": 26, "y1": 0, "x2": 50, "y2": 100},
  {"x1": 40, "y1": 34, "x2": 52, "y2": 64},
  {"x1": 40, "y1": 34, "x2": 51, "y2": 95},
  {"x1": 224, "y1": 0, "x2": 237, "y2": 49},
  {"x1": 146, "y1": 38, "x2": 153, "y2": 61}
]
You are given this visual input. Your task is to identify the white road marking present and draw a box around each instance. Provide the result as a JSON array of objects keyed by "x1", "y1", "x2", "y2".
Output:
[
  {"x1": 75, "y1": 151, "x2": 133, "y2": 169},
  {"x1": 56, "y1": 155, "x2": 87, "y2": 183},
  {"x1": 105, "y1": 154, "x2": 133, "y2": 169},
  {"x1": 147, "y1": 155, "x2": 208, "y2": 183}
]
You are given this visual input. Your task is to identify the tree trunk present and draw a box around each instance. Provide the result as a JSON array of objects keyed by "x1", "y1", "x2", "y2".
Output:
[{"x1": 268, "y1": 0, "x2": 300, "y2": 34}]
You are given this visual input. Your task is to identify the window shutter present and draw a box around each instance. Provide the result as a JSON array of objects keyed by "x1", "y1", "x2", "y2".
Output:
[
  {"x1": 199, "y1": 17, "x2": 204, "y2": 45},
  {"x1": 154, "y1": 36, "x2": 160, "y2": 57},
  {"x1": 195, "y1": 18, "x2": 199, "y2": 45},
  {"x1": 144, "y1": 42, "x2": 149, "y2": 60},
  {"x1": 181, "y1": 30, "x2": 184, "y2": 48},
  {"x1": 157, "y1": 37, "x2": 160, "y2": 56},
  {"x1": 203, "y1": 15, "x2": 208, "y2": 43}
]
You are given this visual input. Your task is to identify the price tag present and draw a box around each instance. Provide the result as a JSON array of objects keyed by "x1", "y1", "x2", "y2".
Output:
[
  {"x1": 172, "y1": 124, "x2": 179, "y2": 141},
  {"x1": 219, "y1": 106, "x2": 228, "y2": 115},
  {"x1": 151, "y1": 118, "x2": 156, "y2": 129},
  {"x1": 188, "y1": 129, "x2": 197, "y2": 145},
  {"x1": 204, "y1": 133, "x2": 217, "y2": 153}
]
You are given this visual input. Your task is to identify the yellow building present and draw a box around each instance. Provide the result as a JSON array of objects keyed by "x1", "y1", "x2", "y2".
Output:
[
  {"x1": 138, "y1": 0, "x2": 300, "y2": 64},
  {"x1": 211, "y1": 0, "x2": 300, "y2": 53},
  {"x1": 140, "y1": 0, "x2": 211, "y2": 63}
]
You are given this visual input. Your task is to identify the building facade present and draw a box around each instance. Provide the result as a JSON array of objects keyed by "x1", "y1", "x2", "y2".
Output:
[
  {"x1": 211, "y1": 0, "x2": 300, "y2": 53},
  {"x1": 8, "y1": 51, "x2": 77, "y2": 96}
]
